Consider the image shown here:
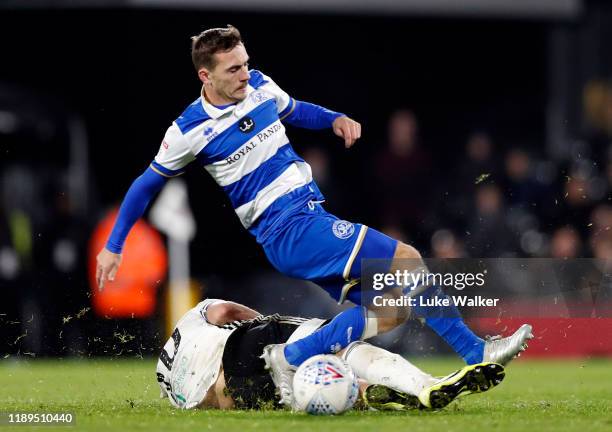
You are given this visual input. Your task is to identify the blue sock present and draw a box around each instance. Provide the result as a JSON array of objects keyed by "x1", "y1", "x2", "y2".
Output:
[
  {"x1": 284, "y1": 306, "x2": 366, "y2": 367},
  {"x1": 412, "y1": 285, "x2": 484, "y2": 364}
]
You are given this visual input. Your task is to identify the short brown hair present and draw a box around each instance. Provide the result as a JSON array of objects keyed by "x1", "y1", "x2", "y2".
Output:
[{"x1": 191, "y1": 25, "x2": 243, "y2": 71}]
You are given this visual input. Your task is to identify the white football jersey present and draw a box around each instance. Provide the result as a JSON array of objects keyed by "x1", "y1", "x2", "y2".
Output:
[
  {"x1": 150, "y1": 70, "x2": 324, "y2": 242},
  {"x1": 156, "y1": 299, "x2": 325, "y2": 409},
  {"x1": 156, "y1": 299, "x2": 234, "y2": 409}
]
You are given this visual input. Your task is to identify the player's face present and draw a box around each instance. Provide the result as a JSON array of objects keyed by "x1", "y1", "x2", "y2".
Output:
[{"x1": 207, "y1": 44, "x2": 250, "y2": 103}]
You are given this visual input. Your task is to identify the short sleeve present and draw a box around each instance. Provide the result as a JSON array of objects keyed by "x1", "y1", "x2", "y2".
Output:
[
  {"x1": 198, "y1": 299, "x2": 226, "y2": 325},
  {"x1": 151, "y1": 123, "x2": 195, "y2": 177}
]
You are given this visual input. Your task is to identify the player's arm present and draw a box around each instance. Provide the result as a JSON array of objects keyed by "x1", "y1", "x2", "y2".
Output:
[
  {"x1": 281, "y1": 100, "x2": 361, "y2": 148},
  {"x1": 96, "y1": 167, "x2": 168, "y2": 289},
  {"x1": 96, "y1": 124, "x2": 195, "y2": 290},
  {"x1": 205, "y1": 301, "x2": 261, "y2": 326},
  {"x1": 252, "y1": 69, "x2": 361, "y2": 148},
  {"x1": 197, "y1": 368, "x2": 235, "y2": 410}
]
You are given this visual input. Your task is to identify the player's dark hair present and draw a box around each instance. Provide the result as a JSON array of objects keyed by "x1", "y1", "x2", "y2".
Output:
[{"x1": 191, "y1": 25, "x2": 243, "y2": 71}]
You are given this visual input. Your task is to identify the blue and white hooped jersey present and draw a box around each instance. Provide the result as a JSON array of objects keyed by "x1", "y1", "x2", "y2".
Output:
[{"x1": 150, "y1": 70, "x2": 323, "y2": 237}]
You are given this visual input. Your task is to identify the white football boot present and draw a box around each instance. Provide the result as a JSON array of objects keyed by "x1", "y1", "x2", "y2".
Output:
[
  {"x1": 482, "y1": 324, "x2": 534, "y2": 365},
  {"x1": 260, "y1": 343, "x2": 296, "y2": 407}
]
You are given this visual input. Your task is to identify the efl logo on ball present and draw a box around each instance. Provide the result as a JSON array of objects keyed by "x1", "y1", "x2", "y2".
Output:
[{"x1": 292, "y1": 355, "x2": 359, "y2": 415}]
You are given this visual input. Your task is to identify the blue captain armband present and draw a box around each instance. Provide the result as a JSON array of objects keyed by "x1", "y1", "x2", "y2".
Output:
[
  {"x1": 280, "y1": 99, "x2": 344, "y2": 129},
  {"x1": 105, "y1": 166, "x2": 168, "y2": 254}
]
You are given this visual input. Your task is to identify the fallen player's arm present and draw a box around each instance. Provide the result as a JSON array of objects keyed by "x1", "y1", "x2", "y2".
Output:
[
  {"x1": 197, "y1": 368, "x2": 235, "y2": 410},
  {"x1": 205, "y1": 301, "x2": 261, "y2": 326},
  {"x1": 197, "y1": 302, "x2": 260, "y2": 410}
]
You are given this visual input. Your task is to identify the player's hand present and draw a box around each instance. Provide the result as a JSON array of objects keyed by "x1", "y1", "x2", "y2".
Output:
[
  {"x1": 96, "y1": 248, "x2": 122, "y2": 291},
  {"x1": 332, "y1": 116, "x2": 361, "y2": 148}
]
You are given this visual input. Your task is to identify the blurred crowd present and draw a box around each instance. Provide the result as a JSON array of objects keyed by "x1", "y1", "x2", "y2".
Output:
[{"x1": 304, "y1": 81, "x2": 612, "y2": 261}]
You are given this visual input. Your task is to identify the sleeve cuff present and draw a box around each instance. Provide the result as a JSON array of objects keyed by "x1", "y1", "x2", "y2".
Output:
[
  {"x1": 278, "y1": 97, "x2": 296, "y2": 121},
  {"x1": 200, "y1": 299, "x2": 226, "y2": 325},
  {"x1": 150, "y1": 161, "x2": 186, "y2": 178},
  {"x1": 105, "y1": 242, "x2": 123, "y2": 254},
  {"x1": 329, "y1": 112, "x2": 345, "y2": 125}
]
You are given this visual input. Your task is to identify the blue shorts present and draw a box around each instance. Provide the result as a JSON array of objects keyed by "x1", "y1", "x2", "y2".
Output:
[{"x1": 262, "y1": 201, "x2": 398, "y2": 304}]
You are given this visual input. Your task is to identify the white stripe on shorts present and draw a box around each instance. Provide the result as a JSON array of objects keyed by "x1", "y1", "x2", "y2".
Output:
[{"x1": 342, "y1": 225, "x2": 368, "y2": 280}]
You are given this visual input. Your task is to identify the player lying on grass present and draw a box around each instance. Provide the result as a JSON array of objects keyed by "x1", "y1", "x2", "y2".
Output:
[{"x1": 157, "y1": 299, "x2": 507, "y2": 411}]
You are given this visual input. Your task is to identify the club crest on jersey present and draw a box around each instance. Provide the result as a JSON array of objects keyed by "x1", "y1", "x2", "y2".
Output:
[
  {"x1": 332, "y1": 220, "x2": 355, "y2": 239},
  {"x1": 238, "y1": 116, "x2": 255, "y2": 133},
  {"x1": 250, "y1": 91, "x2": 270, "y2": 104}
]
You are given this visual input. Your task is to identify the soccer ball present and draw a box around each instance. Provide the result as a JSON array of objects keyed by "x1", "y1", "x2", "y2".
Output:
[{"x1": 292, "y1": 354, "x2": 359, "y2": 415}]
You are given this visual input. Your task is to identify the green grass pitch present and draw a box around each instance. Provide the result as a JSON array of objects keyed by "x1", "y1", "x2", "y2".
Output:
[{"x1": 1, "y1": 358, "x2": 611, "y2": 432}]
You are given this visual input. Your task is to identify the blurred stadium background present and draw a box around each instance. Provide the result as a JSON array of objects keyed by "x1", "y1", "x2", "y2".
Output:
[{"x1": 1, "y1": 0, "x2": 612, "y2": 362}]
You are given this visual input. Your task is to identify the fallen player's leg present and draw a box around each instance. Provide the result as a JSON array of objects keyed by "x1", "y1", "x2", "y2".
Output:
[
  {"x1": 362, "y1": 384, "x2": 422, "y2": 411},
  {"x1": 418, "y1": 362, "x2": 506, "y2": 409},
  {"x1": 342, "y1": 341, "x2": 505, "y2": 411},
  {"x1": 342, "y1": 341, "x2": 437, "y2": 397},
  {"x1": 362, "y1": 362, "x2": 506, "y2": 411}
]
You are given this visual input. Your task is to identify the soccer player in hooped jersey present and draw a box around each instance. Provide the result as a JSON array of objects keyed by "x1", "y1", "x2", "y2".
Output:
[{"x1": 96, "y1": 25, "x2": 533, "y2": 405}]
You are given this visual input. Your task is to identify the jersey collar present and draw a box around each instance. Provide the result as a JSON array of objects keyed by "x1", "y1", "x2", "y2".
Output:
[{"x1": 200, "y1": 85, "x2": 255, "y2": 119}]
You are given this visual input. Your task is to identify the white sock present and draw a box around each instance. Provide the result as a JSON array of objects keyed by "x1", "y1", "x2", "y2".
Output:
[
  {"x1": 362, "y1": 310, "x2": 379, "y2": 339},
  {"x1": 343, "y1": 342, "x2": 436, "y2": 395}
]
